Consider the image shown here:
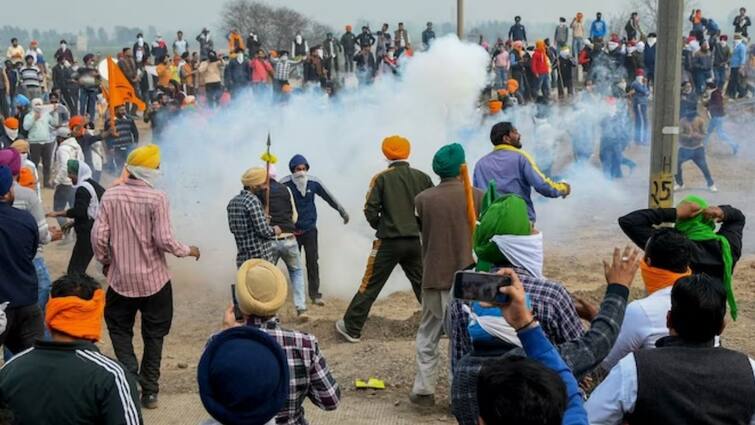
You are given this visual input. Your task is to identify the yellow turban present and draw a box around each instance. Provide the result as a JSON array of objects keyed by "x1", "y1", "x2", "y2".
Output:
[
  {"x1": 10, "y1": 139, "x2": 30, "y2": 154},
  {"x1": 241, "y1": 167, "x2": 267, "y2": 188},
  {"x1": 381, "y1": 135, "x2": 411, "y2": 160},
  {"x1": 126, "y1": 144, "x2": 161, "y2": 169},
  {"x1": 235, "y1": 259, "x2": 288, "y2": 317}
]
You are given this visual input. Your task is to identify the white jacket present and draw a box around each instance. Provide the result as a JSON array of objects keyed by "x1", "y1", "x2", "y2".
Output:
[{"x1": 54, "y1": 138, "x2": 85, "y2": 186}]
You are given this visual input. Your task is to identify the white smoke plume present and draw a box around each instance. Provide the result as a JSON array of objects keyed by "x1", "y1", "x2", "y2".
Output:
[{"x1": 156, "y1": 35, "x2": 674, "y2": 299}]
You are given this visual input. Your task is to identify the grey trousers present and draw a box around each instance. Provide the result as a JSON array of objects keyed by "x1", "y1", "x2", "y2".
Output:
[{"x1": 412, "y1": 288, "x2": 451, "y2": 396}]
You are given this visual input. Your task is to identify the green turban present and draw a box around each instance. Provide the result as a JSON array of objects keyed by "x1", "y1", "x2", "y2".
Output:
[
  {"x1": 432, "y1": 143, "x2": 465, "y2": 178},
  {"x1": 473, "y1": 194, "x2": 531, "y2": 271},
  {"x1": 67, "y1": 159, "x2": 79, "y2": 176},
  {"x1": 675, "y1": 195, "x2": 737, "y2": 320}
]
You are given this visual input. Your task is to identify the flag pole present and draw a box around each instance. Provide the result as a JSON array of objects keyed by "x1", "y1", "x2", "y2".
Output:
[
  {"x1": 106, "y1": 57, "x2": 117, "y2": 136},
  {"x1": 264, "y1": 132, "x2": 272, "y2": 216}
]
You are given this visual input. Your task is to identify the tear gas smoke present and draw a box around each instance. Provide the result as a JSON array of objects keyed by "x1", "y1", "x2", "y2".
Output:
[{"x1": 155, "y1": 35, "x2": 694, "y2": 299}]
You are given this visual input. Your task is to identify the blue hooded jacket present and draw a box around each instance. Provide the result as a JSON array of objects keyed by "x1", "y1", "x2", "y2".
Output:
[{"x1": 280, "y1": 155, "x2": 347, "y2": 232}]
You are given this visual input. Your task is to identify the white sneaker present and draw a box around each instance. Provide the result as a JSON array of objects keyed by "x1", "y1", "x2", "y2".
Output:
[
  {"x1": 674, "y1": 184, "x2": 685, "y2": 191},
  {"x1": 335, "y1": 319, "x2": 360, "y2": 343},
  {"x1": 708, "y1": 184, "x2": 718, "y2": 192}
]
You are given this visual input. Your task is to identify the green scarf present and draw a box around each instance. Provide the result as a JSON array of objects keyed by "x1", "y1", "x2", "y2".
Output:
[
  {"x1": 473, "y1": 188, "x2": 531, "y2": 272},
  {"x1": 675, "y1": 195, "x2": 737, "y2": 320}
]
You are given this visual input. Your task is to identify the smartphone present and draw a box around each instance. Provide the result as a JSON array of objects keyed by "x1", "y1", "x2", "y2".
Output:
[
  {"x1": 453, "y1": 271, "x2": 512, "y2": 304},
  {"x1": 230, "y1": 284, "x2": 244, "y2": 322}
]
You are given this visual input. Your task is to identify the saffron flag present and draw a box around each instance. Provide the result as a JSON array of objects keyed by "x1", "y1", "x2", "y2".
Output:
[{"x1": 105, "y1": 56, "x2": 145, "y2": 132}]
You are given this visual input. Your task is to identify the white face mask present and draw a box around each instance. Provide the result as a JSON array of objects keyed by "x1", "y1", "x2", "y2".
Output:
[
  {"x1": 281, "y1": 55, "x2": 288, "y2": 61},
  {"x1": 137, "y1": 37, "x2": 143, "y2": 43},
  {"x1": 647, "y1": 37, "x2": 656, "y2": 47},
  {"x1": 617, "y1": 81, "x2": 627, "y2": 90},
  {"x1": 236, "y1": 54, "x2": 244, "y2": 63},
  {"x1": 20, "y1": 152, "x2": 28, "y2": 162},
  {"x1": 60, "y1": 43, "x2": 67, "y2": 50},
  {"x1": 296, "y1": 35, "x2": 302, "y2": 43},
  {"x1": 636, "y1": 76, "x2": 645, "y2": 84},
  {"x1": 316, "y1": 49, "x2": 323, "y2": 59},
  {"x1": 4, "y1": 127, "x2": 18, "y2": 140},
  {"x1": 388, "y1": 52, "x2": 395, "y2": 59},
  {"x1": 292, "y1": 170, "x2": 308, "y2": 196},
  {"x1": 720, "y1": 40, "x2": 727, "y2": 46},
  {"x1": 608, "y1": 41, "x2": 619, "y2": 50}
]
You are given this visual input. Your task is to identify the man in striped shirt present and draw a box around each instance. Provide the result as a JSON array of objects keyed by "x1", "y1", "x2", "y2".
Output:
[
  {"x1": 92, "y1": 144, "x2": 199, "y2": 410},
  {"x1": 0, "y1": 274, "x2": 143, "y2": 425},
  {"x1": 19, "y1": 55, "x2": 43, "y2": 101}
]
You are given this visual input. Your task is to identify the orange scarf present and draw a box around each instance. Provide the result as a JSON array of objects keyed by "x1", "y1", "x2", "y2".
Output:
[
  {"x1": 639, "y1": 260, "x2": 691, "y2": 295},
  {"x1": 45, "y1": 289, "x2": 105, "y2": 341}
]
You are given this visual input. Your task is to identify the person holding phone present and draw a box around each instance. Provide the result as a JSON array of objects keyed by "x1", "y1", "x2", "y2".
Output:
[
  {"x1": 453, "y1": 247, "x2": 641, "y2": 425},
  {"x1": 474, "y1": 268, "x2": 589, "y2": 425},
  {"x1": 448, "y1": 194, "x2": 584, "y2": 373}
]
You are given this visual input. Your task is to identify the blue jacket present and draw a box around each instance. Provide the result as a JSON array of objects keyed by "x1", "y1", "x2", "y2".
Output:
[
  {"x1": 0, "y1": 202, "x2": 39, "y2": 307},
  {"x1": 590, "y1": 20, "x2": 607, "y2": 39},
  {"x1": 630, "y1": 80, "x2": 649, "y2": 105},
  {"x1": 519, "y1": 325, "x2": 588, "y2": 425},
  {"x1": 643, "y1": 44, "x2": 656, "y2": 75},
  {"x1": 280, "y1": 175, "x2": 346, "y2": 233},
  {"x1": 730, "y1": 42, "x2": 747, "y2": 68},
  {"x1": 473, "y1": 146, "x2": 568, "y2": 222}
]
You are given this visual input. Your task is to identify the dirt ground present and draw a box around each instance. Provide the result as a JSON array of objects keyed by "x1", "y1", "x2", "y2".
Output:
[{"x1": 36, "y1": 102, "x2": 755, "y2": 423}]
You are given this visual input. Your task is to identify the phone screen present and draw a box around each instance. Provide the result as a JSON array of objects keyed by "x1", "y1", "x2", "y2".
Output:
[
  {"x1": 230, "y1": 284, "x2": 243, "y2": 322},
  {"x1": 453, "y1": 271, "x2": 512, "y2": 304}
]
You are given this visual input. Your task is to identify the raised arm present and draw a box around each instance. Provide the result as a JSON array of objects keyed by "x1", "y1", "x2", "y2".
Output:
[{"x1": 617, "y1": 207, "x2": 676, "y2": 249}]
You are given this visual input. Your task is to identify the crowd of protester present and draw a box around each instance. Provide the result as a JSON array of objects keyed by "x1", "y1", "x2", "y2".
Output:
[{"x1": 0, "y1": 6, "x2": 752, "y2": 425}]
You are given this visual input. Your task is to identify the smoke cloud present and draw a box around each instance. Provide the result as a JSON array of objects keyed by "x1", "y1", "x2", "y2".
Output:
[{"x1": 157, "y1": 35, "x2": 692, "y2": 299}]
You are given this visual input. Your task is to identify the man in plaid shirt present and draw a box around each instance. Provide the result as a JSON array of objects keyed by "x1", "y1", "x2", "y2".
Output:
[
  {"x1": 227, "y1": 167, "x2": 281, "y2": 267},
  {"x1": 230, "y1": 259, "x2": 340, "y2": 425},
  {"x1": 270, "y1": 51, "x2": 302, "y2": 95}
]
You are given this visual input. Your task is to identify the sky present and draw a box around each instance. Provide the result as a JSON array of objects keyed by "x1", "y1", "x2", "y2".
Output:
[{"x1": 21, "y1": 0, "x2": 746, "y2": 34}]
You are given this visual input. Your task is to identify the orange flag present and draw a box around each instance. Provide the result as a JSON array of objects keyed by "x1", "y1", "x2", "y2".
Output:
[{"x1": 105, "y1": 56, "x2": 146, "y2": 132}]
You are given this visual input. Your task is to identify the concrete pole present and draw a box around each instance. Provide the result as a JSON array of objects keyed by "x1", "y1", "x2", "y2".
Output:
[
  {"x1": 457, "y1": 0, "x2": 464, "y2": 39},
  {"x1": 648, "y1": 0, "x2": 684, "y2": 208}
]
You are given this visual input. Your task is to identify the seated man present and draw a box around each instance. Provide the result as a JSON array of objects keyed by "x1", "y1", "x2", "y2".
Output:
[
  {"x1": 586, "y1": 274, "x2": 755, "y2": 424},
  {"x1": 232, "y1": 259, "x2": 340, "y2": 424},
  {"x1": 0, "y1": 274, "x2": 142, "y2": 424},
  {"x1": 453, "y1": 246, "x2": 640, "y2": 425},
  {"x1": 601, "y1": 228, "x2": 692, "y2": 369},
  {"x1": 476, "y1": 269, "x2": 588, "y2": 425},
  {"x1": 619, "y1": 196, "x2": 744, "y2": 318},
  {"x1": 449, "y1": 194, "x2": 585, "y2": 371}
]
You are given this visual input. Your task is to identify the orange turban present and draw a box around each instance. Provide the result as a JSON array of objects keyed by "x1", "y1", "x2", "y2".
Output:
[
  {"x1": 381, "y1": 135, "x2": 411, "y2": 160},
  {"x1": 4, "y1": 117, "x2": 18, "y2": 130},
  {"x1": 488, "y1": 100, "x2": 503, "y2": 114},
  {"x1": 68, "y1": 115, "x2": 86, "y2": 130},
  {"x1": 18, "y1": 167, "x2": 35, "y2": 189},
  {"x1": 45, "y1": 289, "x2": 105, "y2": 341},
  {"x1": 507, "y1": 79, "x2": 519, "y2": 94}
]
